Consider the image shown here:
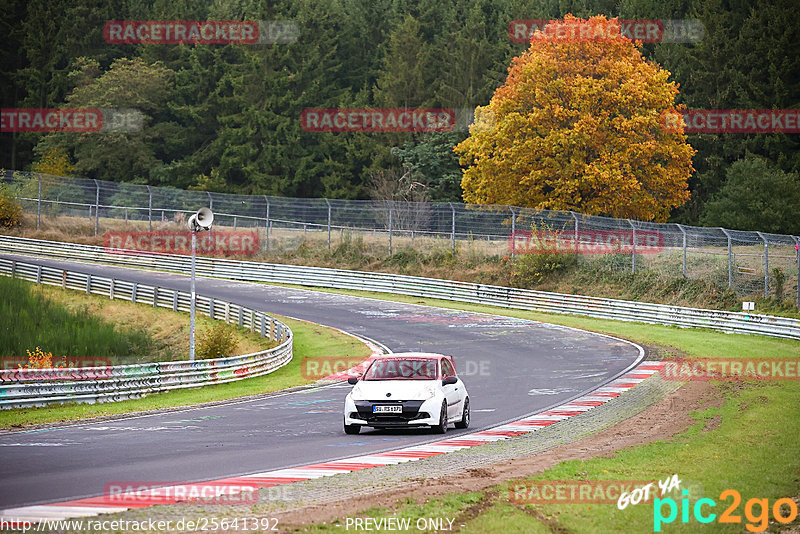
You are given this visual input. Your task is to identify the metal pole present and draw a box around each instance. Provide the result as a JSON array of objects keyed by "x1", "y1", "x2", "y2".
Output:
[
  {"x1": 37, "y1": 173, "x2": 41, "y2": 229},
  {"x1": 449, "y1": 202, "x2": 456, "y2": 253},
  {"x1": 147, "y1": 186, "x2": 152, "y2": 231},
  {"x1": 677, "y1": 224, "x2": 687, "y2": 278},
  {"x1": 510, "y1": 206, "x2": 516, "y2": 257},
  {"x1": 757, "y1": 231, "x2": 768, "y2": 298},
  {"x1": 264, "y1": 195, "x2": 270, "y2": 251},
  {"x1": 792, "y1": 236, "x2": 800, "y2": 308},
  {"x1": 207, "y1": 191, "x2": 213, "y2": 211},
  {"x1": 721, "y1": 228, "x2": 733, "y2": 288},
  {"x1": 627, "y1": 219, "x2": 636, "y2": 273},
  {"x1": 387, "y1": 201, "x2": 393, "y2": 254},
  {"x1": 570, "y1": 211, "x2": 579, "y2": 254},
  {"x1": 190, "y1": 230, "x2": 197, "y2": 361},
  {"x1": 93, "y1": 179, "x2": 100, "y2": 236},
  {"x1": 325, "y1": 198, "x2": 332, "y2": 250}
]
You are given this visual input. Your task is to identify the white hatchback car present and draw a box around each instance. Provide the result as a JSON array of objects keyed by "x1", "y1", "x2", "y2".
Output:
[{"x1": 343, "y1": 352, "x2": 470, "y2": 434}]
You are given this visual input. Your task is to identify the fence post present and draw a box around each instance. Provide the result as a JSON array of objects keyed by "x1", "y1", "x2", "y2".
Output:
[
  {"x1": 387, "y1": 200, "x2": 393, "y2": 254},
  {"x1": 37, "y1": 173, "x2": 42, "y2": 229},
  {"x1": 449, "y1": 202, "x2": 456, "y2": 253},
  {"x1": 93, "y1": 179, "x2": 100, "y2": 236},
  {"x1": 570, "y1": 211, "x2": 579, "y2": 254},
  {"x1": 757, "y1": 231, "x2": 769, "y2": 297},
  {"x1": 720, "y1": 228, "x2": 733, "y2": 288},
  {"x1": 509, "y1": 206, "x2": 516, "y2": 257},
  {"x1": 627, "y1": 219, "x2": 636, "y2": 273},
  {"x1": 792, "y1": 236, "x2": 800, "y2": 308},
  {"x1": 207, "y1": 191, "x2": 213, "y2": 211},
  {"x1": 325, "y1": 198, "x2": 332, "y2": 250},
  {"x1": 264, "y1": 195, "x2": 270, "y2": 252},
  {"x1": 676, "y1": 224, "x2": 687, "y2": 278},
  {"x1": 147, "y1": 185, "x2": 152, "y2": 232}
]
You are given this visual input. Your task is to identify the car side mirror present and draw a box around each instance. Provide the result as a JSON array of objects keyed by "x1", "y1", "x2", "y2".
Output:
[
  {"x1": 347, "y1": 376, "x2": 359, "y2": 385},
  {"x1": 442, "y1": 376, "x2": 458, "y2": 386}
]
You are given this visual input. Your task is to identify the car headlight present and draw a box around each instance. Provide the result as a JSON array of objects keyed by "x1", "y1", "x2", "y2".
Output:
[{"x1": 423, "y1": 385, "x2": 436, "y2": 399}]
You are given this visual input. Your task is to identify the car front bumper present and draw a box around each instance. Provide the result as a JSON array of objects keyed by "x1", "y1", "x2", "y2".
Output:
[{"x1": 344, "y1": 397, "x2": 442, "y2": 428}]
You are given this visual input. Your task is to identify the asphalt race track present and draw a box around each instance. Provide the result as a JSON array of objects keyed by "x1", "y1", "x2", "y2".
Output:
[{"x1": 0, "y1": 254, "x2": 643, "y2": 509}]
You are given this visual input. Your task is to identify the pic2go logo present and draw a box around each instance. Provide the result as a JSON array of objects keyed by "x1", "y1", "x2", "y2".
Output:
[{"x1": 653, "y1": 489, "x2": 798, "y2": 532}]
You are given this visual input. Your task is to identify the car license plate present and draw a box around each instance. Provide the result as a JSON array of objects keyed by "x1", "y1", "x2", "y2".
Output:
[{"x1": 373, "y1": 405, "x2": 402, "y2": 413}]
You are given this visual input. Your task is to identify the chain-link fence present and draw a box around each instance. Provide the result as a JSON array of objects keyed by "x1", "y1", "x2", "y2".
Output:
[{"x1": 2, "y1": 170, "x2": 798, "y2": 305}]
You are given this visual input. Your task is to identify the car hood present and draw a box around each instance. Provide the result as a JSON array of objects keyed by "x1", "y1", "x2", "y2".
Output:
[{"x1": 348, "y1": 379, "x2": 439, "y2": 401}]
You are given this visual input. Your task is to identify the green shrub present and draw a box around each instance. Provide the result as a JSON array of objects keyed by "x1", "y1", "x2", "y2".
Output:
[
  {"x1": 511, "y1": 250, "x2": 577, "y2": 287},
  {"x1": 196, "y1": 322, "x2": 238, "y2": 359},
  {"x1": 0, "y1": 187, "x2": 22, "y2": 229}
]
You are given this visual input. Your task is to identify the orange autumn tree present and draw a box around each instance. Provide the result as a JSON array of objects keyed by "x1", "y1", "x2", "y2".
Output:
[{"x1": 455, "y1": 15, "x2": 695, "y2": 222}]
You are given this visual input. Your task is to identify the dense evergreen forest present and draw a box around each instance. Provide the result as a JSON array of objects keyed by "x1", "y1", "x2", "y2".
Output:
[{"x1": 1, "y1": 0, "x2": 799, "y2": 230}]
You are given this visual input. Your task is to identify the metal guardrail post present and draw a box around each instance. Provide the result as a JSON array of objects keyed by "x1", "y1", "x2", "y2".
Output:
[
  {"x1": 676, "y1": 224, "x2": 687, "y2": 278},
  {"x1": 757, "y1": 232, "x2": 769, "y2": 297},
  {"x1": 147, "y1": 185, "x2": 152, "y2": 231},
  {"x1": 627, "y1": 219, "x2": 636, "y2": 273},
  {"x1": 449, "y1": 202, "x2": 456, "y2": 253},
  {"x1": 93, "y1": 179, "x2": 100, "y2": 236},
  {"x1": 325, "y1": 198, "x2": 332, "y2": 250},
  {"x1": 720, "y1": 228, "x2": 733, "y2": 288}
]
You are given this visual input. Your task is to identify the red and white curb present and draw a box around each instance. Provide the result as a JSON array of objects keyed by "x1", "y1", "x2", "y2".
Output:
[{"x1": 0, "y1": 362, "x2": 665, "y2": 525}]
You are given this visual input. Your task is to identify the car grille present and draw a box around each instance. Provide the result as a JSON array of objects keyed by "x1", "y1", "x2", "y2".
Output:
[{"x1": 353, "y1": 400, "x2": 426, "y2": 423}]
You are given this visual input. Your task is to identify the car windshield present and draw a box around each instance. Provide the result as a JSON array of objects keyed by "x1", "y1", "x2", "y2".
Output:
[{"x1": 363, "y1": 358, "x2": 438, "y2": 380}]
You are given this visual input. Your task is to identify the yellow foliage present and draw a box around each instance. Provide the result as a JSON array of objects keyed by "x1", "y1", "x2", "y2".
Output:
[
  {"x1": 455, "y1": 14, "x2": 695, "y2": 222},
  {"x1": 25, "y1": 347, "x2": 53, "y2": 369},
  {"x1": 32, "y1": 147, "x2": 74, "y2": 177}
]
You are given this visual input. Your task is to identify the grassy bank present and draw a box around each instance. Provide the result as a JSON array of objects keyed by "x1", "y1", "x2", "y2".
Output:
[{"x1": 0, "y1": 275, "x2": 275, "y2": 365}]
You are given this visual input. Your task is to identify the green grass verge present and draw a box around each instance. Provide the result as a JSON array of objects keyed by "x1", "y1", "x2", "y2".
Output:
[
  {"x1": 0, "y1": 314, "x2": 370, "y2": 429},
  {"x1": 262, "y1": 283, "x2": 799, "y2": 533},
  {"x1": 0, "y1": 275, "x2": 153, "y2": 362}
]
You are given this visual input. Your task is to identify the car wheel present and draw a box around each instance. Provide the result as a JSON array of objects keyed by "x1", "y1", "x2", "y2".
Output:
[
  {"x1": 344, "y1": 418, "x2": 360, "y2": 435},
  {"x1": 432, "y1": 401, "x2": 448, "y2": 434},
  {"x1": 455, "y1": 397, "x2": 470, "y2": 429}
]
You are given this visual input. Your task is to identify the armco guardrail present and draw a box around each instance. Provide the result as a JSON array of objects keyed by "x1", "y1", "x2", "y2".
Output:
[
  {"x1": 0, "y1": 235, "x2": 799, "y2": 340},
  {"x1": 0, "y1": 255, "x2": 293, "y2": 409}
]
